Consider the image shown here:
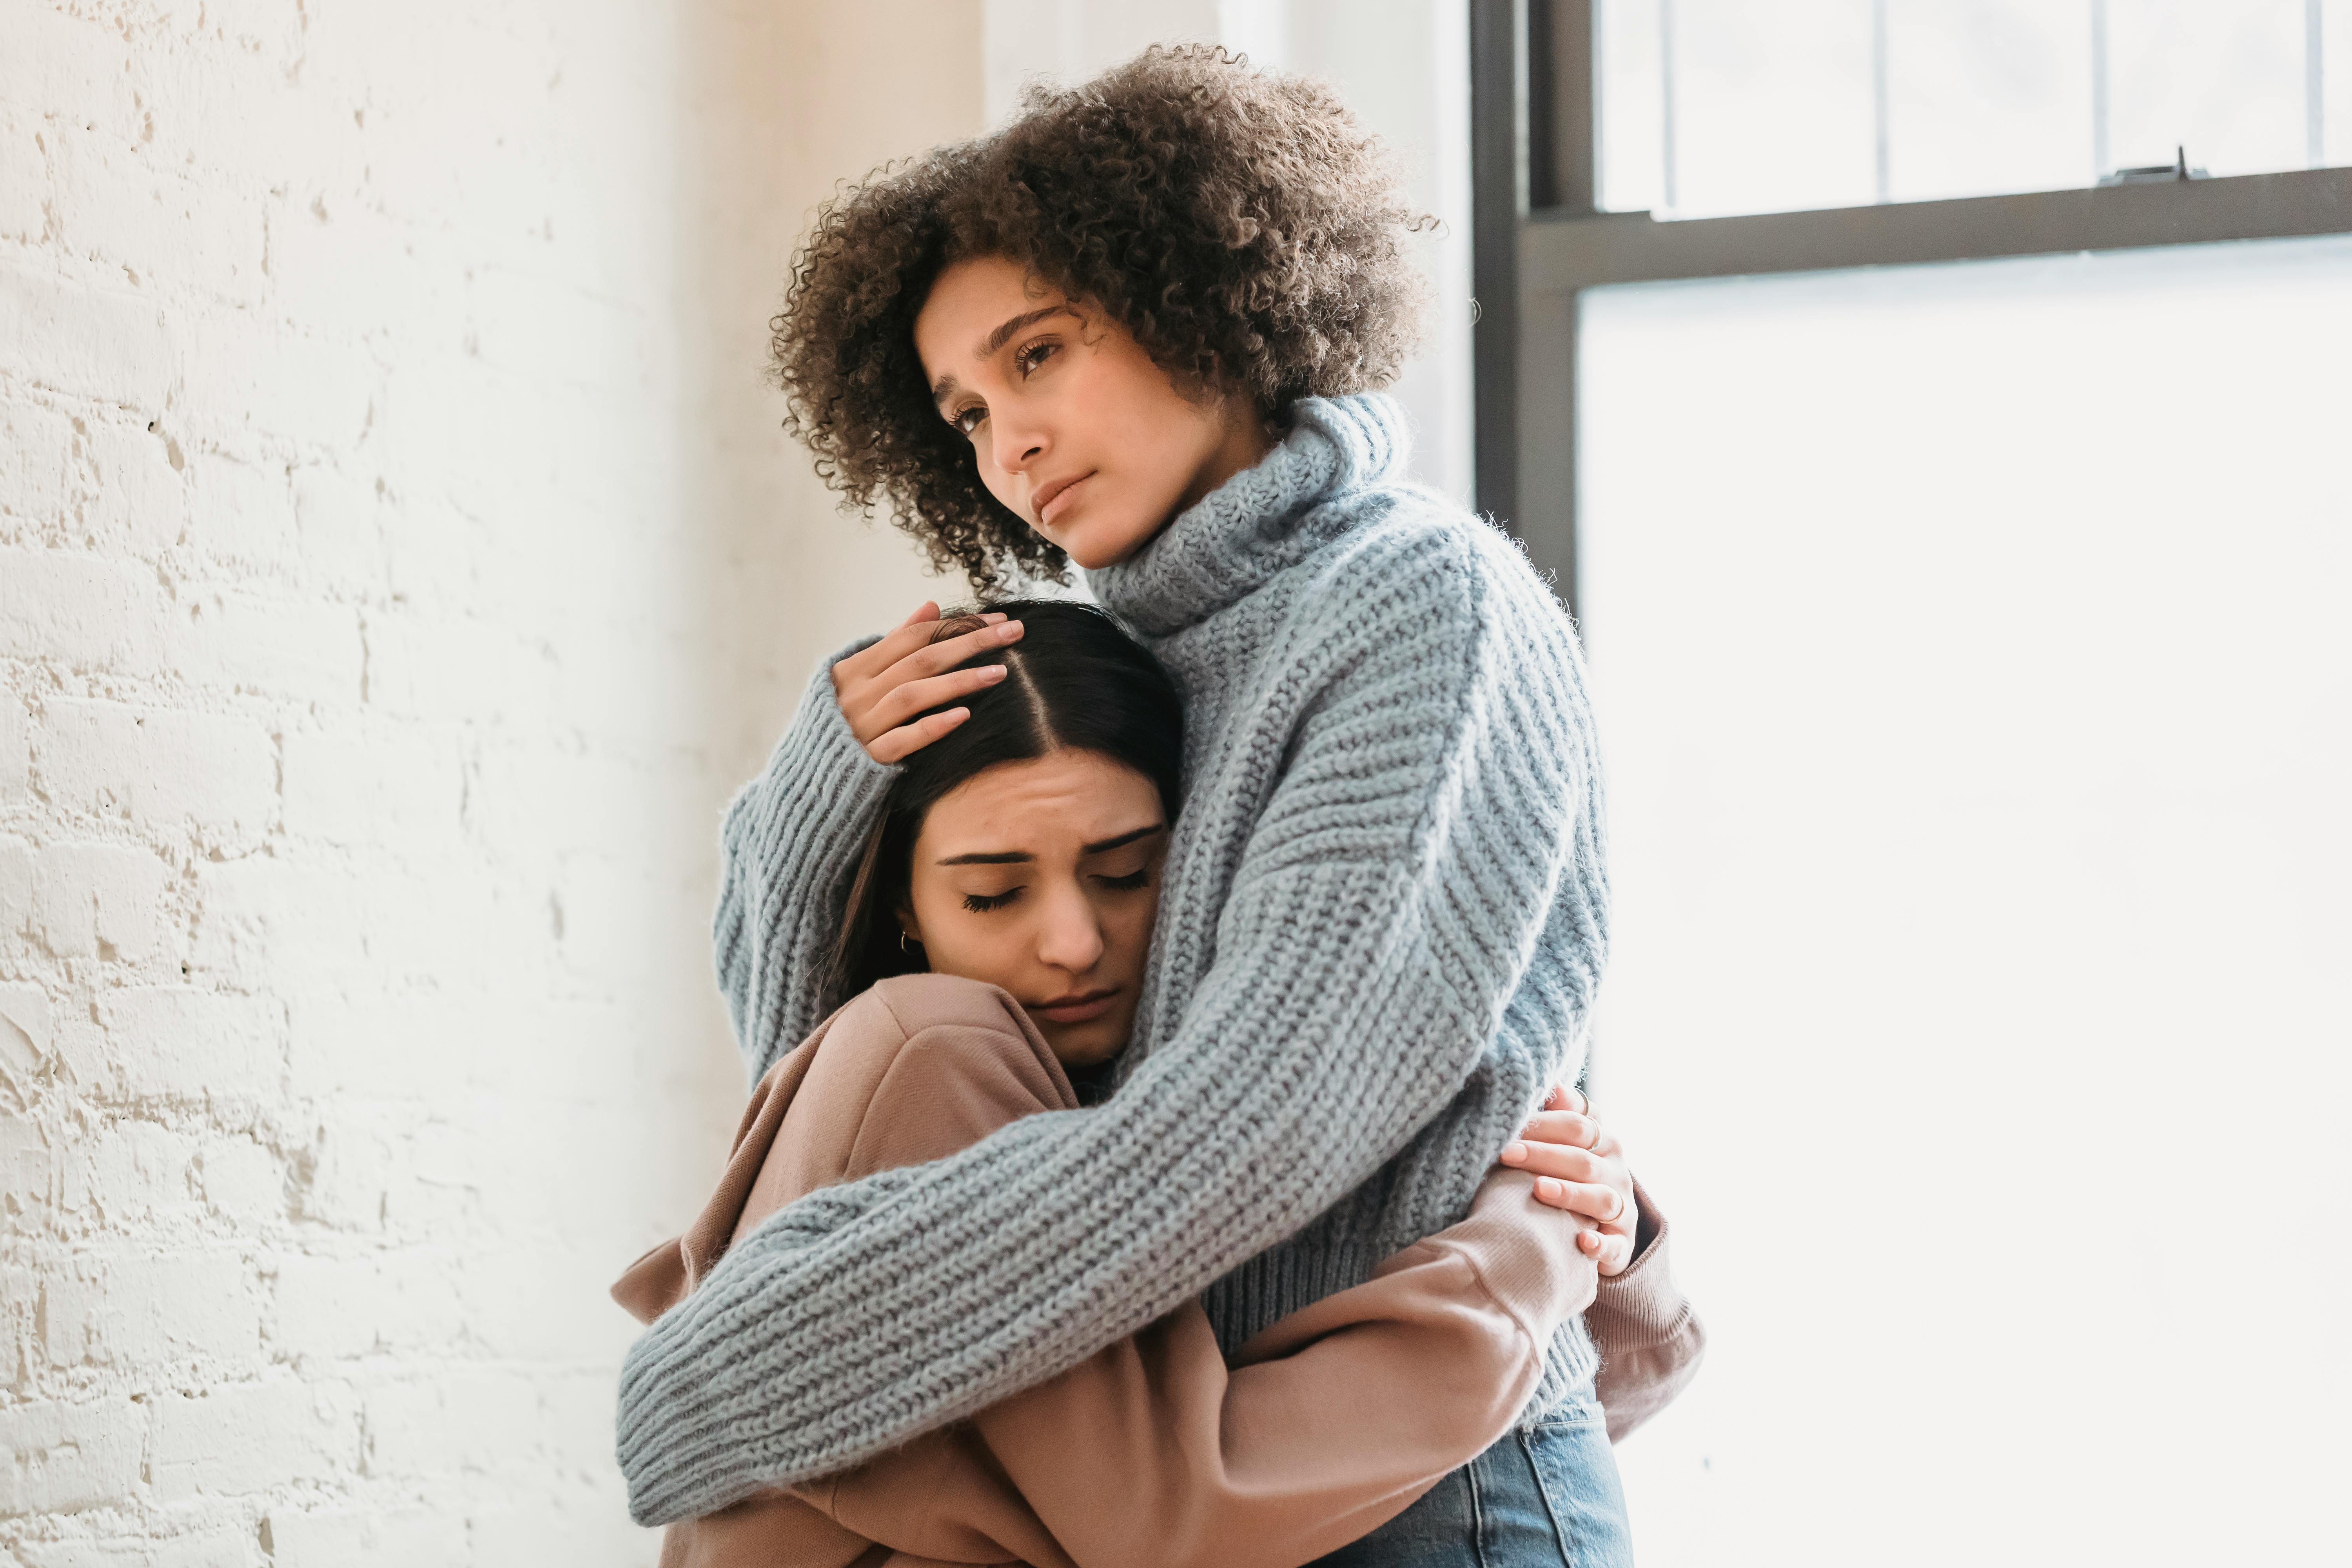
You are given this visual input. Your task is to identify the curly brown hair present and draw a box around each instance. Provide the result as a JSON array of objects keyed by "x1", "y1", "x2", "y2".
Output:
[{"x1": 771, "y1": 45, "x2": 1433, "y2": 591}]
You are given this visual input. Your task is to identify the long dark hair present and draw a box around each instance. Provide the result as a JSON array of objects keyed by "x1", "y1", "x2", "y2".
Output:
[{"x1": 827, "y1": 599, "x2": 1185, "y2": 1004}]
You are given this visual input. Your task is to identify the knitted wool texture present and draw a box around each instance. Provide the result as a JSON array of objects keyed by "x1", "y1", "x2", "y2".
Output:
[{"x1": 615, "y1": 394, "x2": 1611, "y2": 1525}]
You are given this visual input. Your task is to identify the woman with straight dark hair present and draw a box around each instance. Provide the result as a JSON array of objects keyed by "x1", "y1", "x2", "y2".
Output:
[
  {"x1": 822, "y1": 599, "x2": 1185, "y2": 1017},
  {"x1": 615, "y1": 601, "x2": 1692, "y2": 1566},
  {"x1": 621, "y1": 47, "x2": 1704, "y2": 1566}
]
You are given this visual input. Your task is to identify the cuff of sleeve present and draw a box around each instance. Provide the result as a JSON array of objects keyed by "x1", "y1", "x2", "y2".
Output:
[
  {"x1": 1458, "y1": 1169, "x2": 1594, "y2": 1338},
  {"x1": 727, "y1": 638, "x2": 900, "y2": 829},
  {"x1": 1592, "y1": 1177, "x2": 1686, "y2": 1341},
  {"x1": 796, "y1": 635, "x2": 899, "y2": 784}
]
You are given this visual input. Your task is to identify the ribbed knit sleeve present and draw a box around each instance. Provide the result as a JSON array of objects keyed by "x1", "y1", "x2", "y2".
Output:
[
  {"x1": 614, "y1": 530, "x2": 1606, "y2": 1524},
  {"x1": 1589, "y1": 1179, "x2": 1705, "y2": 1442},
  {"x1": 712, "y1": 640, "x2": 898, "y2": 1083}
]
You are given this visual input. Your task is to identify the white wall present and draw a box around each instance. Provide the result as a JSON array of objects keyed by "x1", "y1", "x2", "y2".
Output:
[
  {"x1": 0, "y1": 2, "x2": 962, "y2": 1561},
  {"x1": 983, "y1": 0, "x2": 1476, "y2": 506}
]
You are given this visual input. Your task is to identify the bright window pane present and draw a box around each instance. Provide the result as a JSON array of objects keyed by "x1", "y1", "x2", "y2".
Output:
[
  {"x1": 1666, "y1": 0, "x2": 1878, "y2": 218},
  {"x1": 1886, "y1": 0, "x2": 2092, "y2": 200},
  {"x1": 1578, "y1": 235, "x2": 2352, "y2": 1567},
  {"x1": 1596, "y1": 0, "x2": 2338, "y2": 219},
  {"x1": 2107, "y1": 0, "x2": 2306, "y2": 176},
  {"x1": 2332, "y1": 0, "x2": 2352, "y2": 165},
  {"x1": 1596, "y1": 0, "x2": 1670, "y2": 212}
]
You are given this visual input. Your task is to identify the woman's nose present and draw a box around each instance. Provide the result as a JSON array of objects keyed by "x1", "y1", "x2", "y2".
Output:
[
  {"x1": 989, "y1": 417, "x2": 1046, "y2": 475},
  {"x1": 1034, "y1": 888, "x2": 1105, "y2": 975}
]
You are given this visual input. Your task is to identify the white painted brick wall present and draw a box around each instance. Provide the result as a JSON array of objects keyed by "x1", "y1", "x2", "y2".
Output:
[{"x1": 2, "y1": 1, "x2": 973, "y2": 1560}]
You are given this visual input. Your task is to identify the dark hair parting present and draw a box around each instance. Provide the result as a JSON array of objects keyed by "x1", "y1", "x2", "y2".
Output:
[{"x1": 828, "y1": 600, "x2": 1185, "y2": 1003}]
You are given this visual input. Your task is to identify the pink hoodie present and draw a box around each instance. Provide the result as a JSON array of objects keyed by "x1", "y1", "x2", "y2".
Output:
[{"x1": 617, "y1": 975, "x2": 1701, "y2": 1568}]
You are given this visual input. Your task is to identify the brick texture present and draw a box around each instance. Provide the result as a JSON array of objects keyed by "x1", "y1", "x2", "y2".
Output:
[{"x1": 0, "y1": 1, "x2": 969, "y2": 1560}]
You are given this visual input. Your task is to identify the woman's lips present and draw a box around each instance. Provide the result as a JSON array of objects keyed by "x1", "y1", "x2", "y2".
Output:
[
  {"x1": 1031, "y1": 988, "x2": 1118, "y2": 1025},
  {"x1": 1034, "y1": 472, "x2": 1091, "y2": 527}
]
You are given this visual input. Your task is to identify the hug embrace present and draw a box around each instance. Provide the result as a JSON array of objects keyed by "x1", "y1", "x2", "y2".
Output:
[{"x1": 613, "y1": 45, "x2": 1703, "y2": 1568}]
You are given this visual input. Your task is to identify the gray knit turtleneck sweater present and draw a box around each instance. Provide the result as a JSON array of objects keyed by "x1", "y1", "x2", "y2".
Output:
[{"x1": 615, "y1": 394, "x2": 1611, "y2": 1525}]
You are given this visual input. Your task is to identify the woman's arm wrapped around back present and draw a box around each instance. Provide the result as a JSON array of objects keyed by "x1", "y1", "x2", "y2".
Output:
[{"x1": 617, "y1": 528, "x2": 1608, "y2": 1524}]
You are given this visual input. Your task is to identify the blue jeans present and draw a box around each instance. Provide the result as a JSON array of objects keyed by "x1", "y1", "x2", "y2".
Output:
[{"x1": 1302, "y1": 1393, "x2": 1633, "y2": 1567}]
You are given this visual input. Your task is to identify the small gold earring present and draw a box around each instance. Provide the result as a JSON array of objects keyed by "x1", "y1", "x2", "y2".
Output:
[{"x1": 899, "y1": 930, "x2": 918, "y2": 954}]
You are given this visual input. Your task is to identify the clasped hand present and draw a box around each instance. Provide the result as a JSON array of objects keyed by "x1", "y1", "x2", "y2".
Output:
[{"x1": 1504, "y1": 1086, "x2": 1638, "y2": 1276}]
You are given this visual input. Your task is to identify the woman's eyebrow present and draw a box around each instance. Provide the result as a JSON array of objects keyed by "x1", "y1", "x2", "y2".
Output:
[
  {"x1": 1082, "y1": 824, "x2": 1166, "y2": 855},
  {"x1": 931, "y1": 306, "x2": 1079, "y2": 410},
  {"x1": 934, "y1": 824, "x2": 1163, "y2": 867},
  {"x1": 976, "y1": 305, "x2": 1074, "y2": 359}
]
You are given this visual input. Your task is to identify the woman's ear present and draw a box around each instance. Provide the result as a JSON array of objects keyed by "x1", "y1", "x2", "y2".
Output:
[{"x1": 897, "y1": 906, "x2": 924, "y2": 955}]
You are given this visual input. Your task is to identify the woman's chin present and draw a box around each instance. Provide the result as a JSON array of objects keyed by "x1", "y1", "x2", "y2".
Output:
[
  {"x1": 1056, "y1": 535, "x2": 1138, "y2": 573},
  {"x1": 1047, "y1": 1024, "x2": 1126, "y2": 1071},
  {"x1": 1046, "y1": 506, "x2": 1169, "y2": 571}
]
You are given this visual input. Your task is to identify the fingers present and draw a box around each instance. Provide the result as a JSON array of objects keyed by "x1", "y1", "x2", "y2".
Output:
[
  {"x1": 1532, "y1": 1176, "x2": 1621, "y2": 1222},
  {"x1": 1545, "y1": 1084, "x2": 1588, "y2": 1116},
  {"x1": 1499, "y1": 1138, "x2": 1613, "y2": 1187},
  {"x1": 1577, "y1": 1228, "x2": 1636, "y2": 1277},
  {"x1": 1517, "y1": 1110, "x2": 1601, "y2": 1151},
  {"x1": 1534, "y1": 1176, "x2": 1614, "y2": 1221},
  {"x1": 866, "y1": 706, "x2": 972, "y2": 765},
  {"x1": 838, "y1": 606, "x2": 1007, "y2": 685},
  {"x1": 1532, "y1": 1176, "x2": 1635, "y2": 1254},
  {"x1": 863, "y1": 663, "x2": 1010, "y2": 734},
  {"x1": 882, "y1": 616, "x2": 1021, "y2": 686},
  {"x1": 841, "y1": 617, "x2": 1025, "y2": 744},
  {"x1": 837, "y1": 604, "x2": 946, "y2": 681}
]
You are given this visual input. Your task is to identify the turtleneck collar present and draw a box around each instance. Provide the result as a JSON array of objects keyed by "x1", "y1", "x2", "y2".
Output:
[{"x1": 1086, "y1": 393, "x2": 1412, "y2": 637}]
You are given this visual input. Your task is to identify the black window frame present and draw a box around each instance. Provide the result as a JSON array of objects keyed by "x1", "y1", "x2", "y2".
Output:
[{"x1": 1472, "y1": 0, "x2": 2352, "y2": 617}]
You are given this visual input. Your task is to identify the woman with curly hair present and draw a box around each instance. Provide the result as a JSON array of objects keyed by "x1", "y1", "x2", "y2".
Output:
[{"x1": 617, "y1": 45, "x2": 1698, "y2": 1566}]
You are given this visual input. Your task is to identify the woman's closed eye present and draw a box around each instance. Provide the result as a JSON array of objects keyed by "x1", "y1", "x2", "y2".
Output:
[
  {"x1": 1096, "y1": 867, "x2": 1150, "y2": 892},
  {"x1": 961, "y1": 886, "x2": 1023, "y2": 913}
]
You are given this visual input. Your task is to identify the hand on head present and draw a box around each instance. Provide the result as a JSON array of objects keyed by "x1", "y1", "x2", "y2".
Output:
[{"x1": 832, "y1": 601, "x2": 1025, "y2": 764}]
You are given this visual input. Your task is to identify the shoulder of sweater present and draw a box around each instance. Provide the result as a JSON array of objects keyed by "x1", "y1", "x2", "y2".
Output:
[{"x1": 1301, "y1": 484, "x2": 1575, "y2": 650}]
